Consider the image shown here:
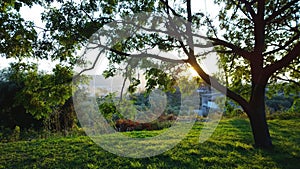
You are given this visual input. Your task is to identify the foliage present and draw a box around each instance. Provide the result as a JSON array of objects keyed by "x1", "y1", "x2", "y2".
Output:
[
  {"x1": 214, "y1": 0, "x2": 299, "y2": 109},
  {"x1": 0, "y1": 123, "x2": 86, "y2": 143},
  {"x1": 266, "y1": 96, "x2": 294, "y2": 113},
  {"x1": 0, "y1": 65, "x2": 77, "y2": 131},
  {"x1": 0, "y1": 0, "x2": 38, "y2": 59},
  {"x1": 267, "y1": 111, "x2": 300, "y2": 120},
  {"x1": 267, "y1": 82, "x2": 300, "y2": 112},
  {"x1": 1, "y1": 0, "x2": 299, "y2": 149},
  {"x1": 1, "y1": 0, "x2": 83, "y2": 131},
  {"x1": 97, "y1": 93, "x2": 123, "y2": 124},
  {"x1": 144, "y1": 68, "x2": 177, "y2": 93},
  {"x1": 200, "y1": 0, "x2": 299, "y2": 148},
  {"x1": 289, "y1": 98, "x2": 300, "y2": 113},
  {"x1": 115, "y1": 114, "x2": 176, "y2": 131},
  {"x1": 8, "y1": 63, "x2": 74, "y2": 120},
  {"x1": 0, "y1": 118, "x2": 299, "y2": 168},
  {"x1": 0, "y1": 68, "x2": 43, "y2": 129},
  {"x1": 11, "y1": 125, "x2": 21, "y2": 141},
  {"x1": 224, "y1": 108, "x2": 246, "y2": 118}
]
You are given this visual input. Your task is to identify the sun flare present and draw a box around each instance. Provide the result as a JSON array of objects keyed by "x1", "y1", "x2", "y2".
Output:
[{"x1": 188, "y1": 67, "x2": 199, "y2": 77}]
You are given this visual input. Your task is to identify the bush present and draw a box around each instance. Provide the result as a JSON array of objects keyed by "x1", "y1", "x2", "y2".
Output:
[
  {"x1": 0, "y1": 126, "x2": 13, "y2": 142},
  {"x1": 266, "y1": 96, "x2": 293, "y2": 112},
  {"x1": 267, "y1": 111, "x2": 300, "y2": 120},
  {"x1": 0, "y1": 81, "x2": 43, "y2": 130},
  {"x1": 224, "y1": 108, "x2": 246, "y2": 118},
  {"x1": 0, "y1": 124, "x2": 86, "y2": 143},
  {"x1": 115, "y1": 114, "x2": 177, "y2": 132},
  {"x1": 288, "y1": 98, "x2": 300, "y2": 113},
  {"x1": 0, "y1": 126, "x2": 27, "y2": 142},
  {"x1": 11, "y1": 126, "x2": 20, "y2": 141}
]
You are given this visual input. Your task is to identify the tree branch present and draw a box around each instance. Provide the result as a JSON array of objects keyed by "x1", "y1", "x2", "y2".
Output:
[
  {"x1": 95, "y1": 43, "x2": 187, "y2": 63},
  {"x1": 130, "y1": 53, "x2": 186, "y2": 63},
  {"x1": 72, "y1": 48, "x2": 104, "y2": 81},
  {"x1": 230, "y1": 0, "x2": 253, "y2": 21},
  {"x1": 265, "y1": 0, "x2": 299, "y2": 24},
  {"x1": 159, "y1": 0, "x2": 183, "y2": 18},
  {"x1": 263, "y1": 33, "x2": 300, "y2": 56},
  {"x1": 110, "y1": 19, "x2": 252, "y2": 62},
  {"x1": 120, "y1": 64, "x2": 129, "y2": 101},
  {"x1": 276, "y1": 76, "x2": 300, "y2": 87},
  {"x1": 178, "y1": 40, "x2": 190, "y2": 57},
  {"x1": 288, "y1": 65, "x2": 300, "y2": 74},
  {"x1": 187, "y1": 55, "x2": 251, "y2": 115},
  {"x1": 265, "y1": 42, "x2": 300, "y2": 78},
  {"x1": 208, "y1": 37, "x2": 252, "y2": 61},
  {"x1": 239, "y1": 0, "x2": 257, "y2": 20},
  {"x1": 195, "y1": 50, "x2": 233, "y2": 57}
]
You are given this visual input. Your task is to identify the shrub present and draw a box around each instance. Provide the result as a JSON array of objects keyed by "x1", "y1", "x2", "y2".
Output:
[
  {"x1": 11, "y1": 126, "x2": 20, "y2": 141},
  {"x1": 115, "y1": 114, "x2": 177, "y2": 132},
  {"x1": 288, "y1": 98, "x2": 300, "y2": 113},
  {"x1": 0, "y1": 126, "x2": 12, "y2": 142},
  {"x1": 267, "y1": 111, "x2": 300, "y2": 120},
  {"x1": 224, "y1": 108, "x2": 246, "y2": 118}
]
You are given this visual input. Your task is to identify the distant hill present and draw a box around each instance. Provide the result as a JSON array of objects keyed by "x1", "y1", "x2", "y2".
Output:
[{"x1": 86, "y1": 75, "x2": 146, "y2": 96}]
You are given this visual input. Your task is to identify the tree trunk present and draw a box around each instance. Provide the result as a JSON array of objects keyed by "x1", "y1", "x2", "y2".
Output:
[{"x1": 247, "y1": 83, "x2": 273, "y2": 149}]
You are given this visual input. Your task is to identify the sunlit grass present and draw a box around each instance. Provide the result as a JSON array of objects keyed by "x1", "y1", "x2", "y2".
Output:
[{"x1": 0, "y1": 118, "x2": 299, "y2": 168}]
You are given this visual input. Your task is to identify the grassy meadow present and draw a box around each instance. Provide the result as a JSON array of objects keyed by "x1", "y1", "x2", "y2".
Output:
[{"x1": 0, "y1": 118, "x2": 299, "y2": 169}]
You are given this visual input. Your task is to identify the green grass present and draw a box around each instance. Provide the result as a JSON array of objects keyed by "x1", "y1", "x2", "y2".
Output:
[{"x1": 0, "y1": 118, "x2": 299, "y2": 169}]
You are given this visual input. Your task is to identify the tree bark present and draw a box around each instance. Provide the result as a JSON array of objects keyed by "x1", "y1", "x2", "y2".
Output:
[{"x1": 247, "y1": 83, "x2": 273, "y2": 149}]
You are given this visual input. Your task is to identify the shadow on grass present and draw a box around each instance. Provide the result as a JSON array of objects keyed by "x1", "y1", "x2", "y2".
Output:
[
  {"x1": 224, "y1": 118, "x2": 300, "y2": 169},
  {"x1": 0, "y1": 118, "x2": 300, "y2": 168}
]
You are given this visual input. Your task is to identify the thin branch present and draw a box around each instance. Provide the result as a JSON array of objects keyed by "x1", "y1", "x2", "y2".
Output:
[
  {"x1": 185, "y1": 33, "x2": 252, "y2": 61},
  {"x1": 205, "y1": 16, "x2": 219, "y2": 38},
  {"x1": 194, "y1": 42, "x2": 220, "y2": 49},
  {"x1": 178, "y1": 40, "x2": 190, "y2": 57},
  {"x1": 33, "y1": 26, "x2": 50, "y2": 31},
  {"x1": 72, "y1": 48, "x2": 104, "y2": 81},
  {"x1": 239, "y1": 0, "x2": 257, "y2": 20},
  {"x1": 265, "y1": 42, "x2": 300, "y2": 78},
  {"x1": 96, "y1": 43, "x2": 187, "y2": 63},
  {"x1": 194, "y1": 50, "x2": 233, "y2": 57},
  {"x1": 208, "y1": 37, "x2": 252, "y2": 61},
  {"x1": 263, "y1": 33, "x2": 300, "y2": 56},
  {"x1": 159, "y1": 0, "x2": 183, "y2": 18},
  {"x1": 265, "y1": 0, "x2": 299, "y2": 24},
  {"x1": 228, "y1": 54, "x2": 238, "y2": 72},
  {"x1": 113, "y1": 20, "x2": 176, "y2": 38},
  {"x1": 276, "y1": 76, "x2": 300, "y2": 87},
  {"x1": 288, "y1": 66, "x2": 300, "y2": 74},
  {"x1": 164, "y1": 5, "x2": 190, "y2": 59},
  {"x1": 230, "y1": 0, "x2": 253, "y2": 21},
  {"x1": 119, "y1": 64, "x2": 129, "y2": 101},
  {"x1": 130, "y1": 53, "x2": 186, "y2": 63},
  {"x1": 111, "y1": 19, "x2": 251, "y2": 61},
  {"x1": 186, "y1": 0, "x2": 194, "y2": 57},
  {"x1": 82, "y1": 8, "x2": 95, "y2": 22}
]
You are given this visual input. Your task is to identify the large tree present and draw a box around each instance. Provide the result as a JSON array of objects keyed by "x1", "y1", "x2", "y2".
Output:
[
  {"x1": 1, "y1": 0, "x2": 299, "y2": 148},
  {"x1": 203, "y1": 0, "x2": 300, "y2": 148}
]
